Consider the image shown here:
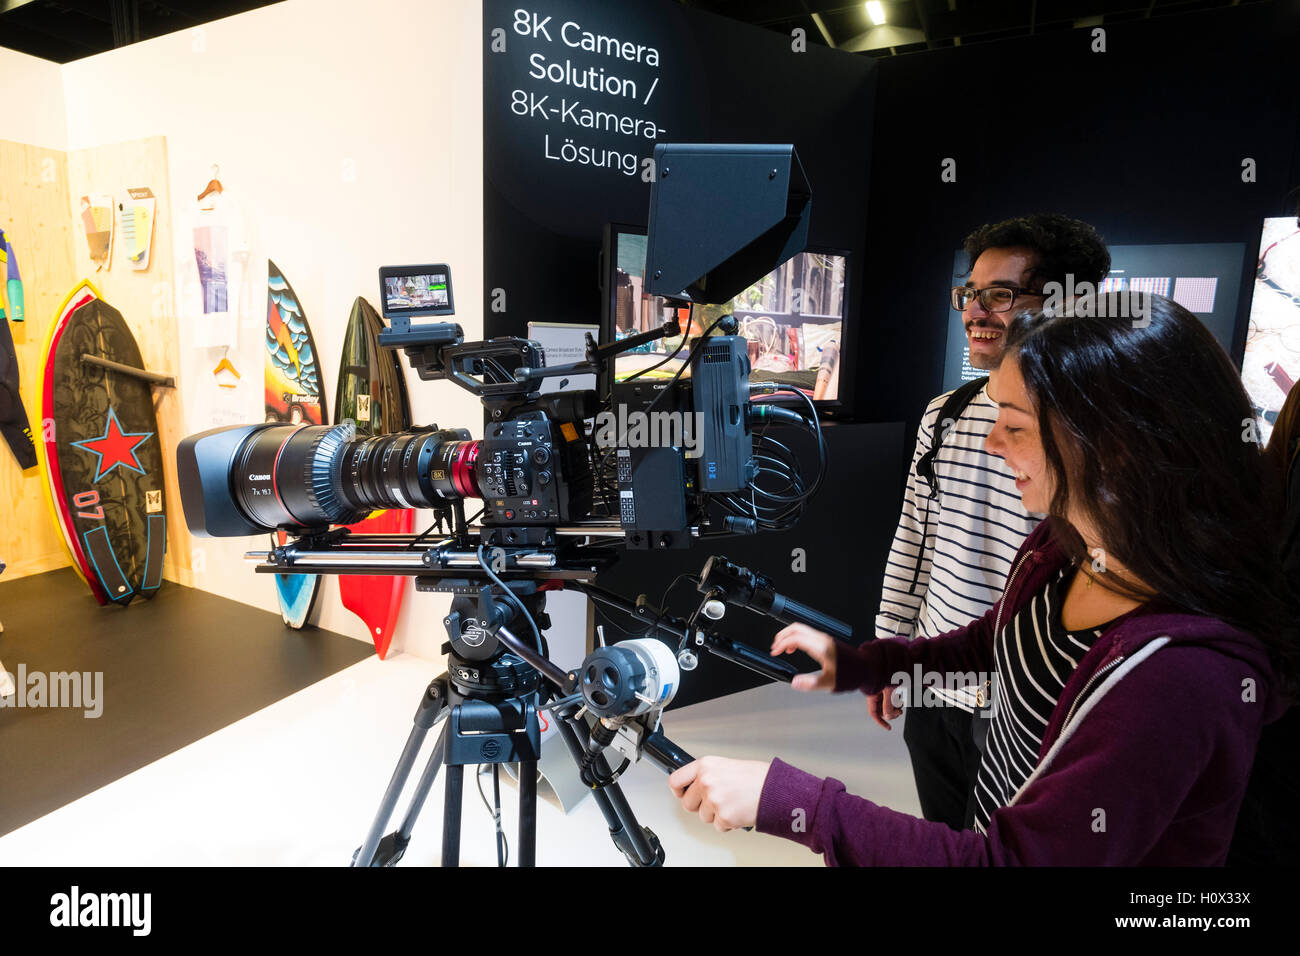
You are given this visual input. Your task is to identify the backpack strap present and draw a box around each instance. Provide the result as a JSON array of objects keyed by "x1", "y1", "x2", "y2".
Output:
[
  {"x1": 1282, "y1": 437, "x2": 1300, "y2": 583},
  {"x1": 916, "y1": 376, "x2": 990, "y2": 499}
]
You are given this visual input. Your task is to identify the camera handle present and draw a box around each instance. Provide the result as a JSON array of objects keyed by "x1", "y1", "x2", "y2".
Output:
[{"x1": 512, "y1": 319, "x2": 682, "y2": 388}]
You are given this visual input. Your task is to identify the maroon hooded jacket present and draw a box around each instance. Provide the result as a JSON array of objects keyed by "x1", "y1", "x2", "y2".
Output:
[{"x1": 756, "y1": 520, "x2": 1286, "y2": 865}]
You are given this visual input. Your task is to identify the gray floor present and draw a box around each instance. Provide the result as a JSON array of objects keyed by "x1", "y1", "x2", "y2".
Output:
[
  {"x1": 0, "y1": 568, "x2": 370, "y2": 837},
  {"x1": 0, "y1": 651, "x2": 922, "y2": 865}
]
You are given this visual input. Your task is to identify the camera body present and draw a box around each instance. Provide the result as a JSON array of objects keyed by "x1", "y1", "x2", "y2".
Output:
[
  {"x1": 474, "y1": 410, "x2": 590, "y2": 527},
  {"x1": 177, "y1": 145, "x2": 819, "y2": 550},
  {"x1": 176, "y1": 322, "x2": 749, "y2": 547}
]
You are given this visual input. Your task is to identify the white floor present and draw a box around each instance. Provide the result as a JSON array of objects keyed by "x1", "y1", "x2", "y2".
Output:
[{"x1": 0, "y1": 653, "x2": 920, "y2": 866}]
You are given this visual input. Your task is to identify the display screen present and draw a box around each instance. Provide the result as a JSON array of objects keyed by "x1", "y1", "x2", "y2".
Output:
[
  {"x1": 1242, "y1": 218, "x2": 1300, "y2": 445},
  {"x1": 380, "y1": 264, "x2": 454, "y2": 317},
  {"x1": 942, "y1": 242, "x2": 1247, "y2": 392},
  {"x1": 606, "y1": 229, "x2": 848, "y2": 401}
]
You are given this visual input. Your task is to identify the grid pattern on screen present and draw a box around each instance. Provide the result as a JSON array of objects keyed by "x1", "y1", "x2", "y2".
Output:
[
  {"x1": 1128, "y1": 277, "x2": 1171, "y2": 296},
  {"x1": 1172, "y1": 276, "x2": 1218, "y2": 313}
]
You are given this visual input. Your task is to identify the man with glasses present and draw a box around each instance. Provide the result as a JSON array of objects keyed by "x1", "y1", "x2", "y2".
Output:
[{"x1": 874, "y1": 214, "x2": 1111, "y2": 831}]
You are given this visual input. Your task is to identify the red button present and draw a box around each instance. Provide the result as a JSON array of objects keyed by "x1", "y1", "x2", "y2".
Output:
[{"x1": 505, "y1": 510, "x2": 514, "y2": 519}]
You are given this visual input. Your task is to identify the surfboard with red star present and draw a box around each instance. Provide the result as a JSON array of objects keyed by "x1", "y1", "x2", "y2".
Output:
[{"x1": 41, "y1": 294, "x2": 166, "y2": 606}]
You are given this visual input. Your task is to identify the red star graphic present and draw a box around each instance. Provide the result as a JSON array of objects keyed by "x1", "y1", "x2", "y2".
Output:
[{"x1": 71, "y1": 407, "x2": 153, "y2": 482}]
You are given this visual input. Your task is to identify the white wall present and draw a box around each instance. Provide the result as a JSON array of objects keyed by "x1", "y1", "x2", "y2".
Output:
[
  {"x1": 0, "y1": 47, "x2": 66, "y2": 150},
  {"x1": 57, "y1": 0, "x2": 487, "y2": 660}
]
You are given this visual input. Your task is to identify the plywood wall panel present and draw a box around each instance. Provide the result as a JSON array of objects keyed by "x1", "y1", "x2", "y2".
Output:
[
  {"x1": 65, "y1": 136, "x2": 192, "y2": 587},
  {"x1": 0, "y1": 138, "x2": 76, "y2": 580}
]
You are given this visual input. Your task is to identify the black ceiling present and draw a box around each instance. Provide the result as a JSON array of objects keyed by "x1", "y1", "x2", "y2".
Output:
[
  {"x1": 0, "y1": 0, "x2": 278, "y2": 62},
  {"x1": 0, "y1": 0, "x2": 1282, "y2": 63},
  {"x1": 683, "y1": 0, "x2": 1281, "y2": 55}
]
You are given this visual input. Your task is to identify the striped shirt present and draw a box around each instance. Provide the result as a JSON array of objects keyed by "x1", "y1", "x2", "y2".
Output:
[
  {"x1": 876, "y1": 383, "x2": 1040, "y2": 706},
  {"x1": 972, "y1": 564, "x2": 1112, "y2": 833}
]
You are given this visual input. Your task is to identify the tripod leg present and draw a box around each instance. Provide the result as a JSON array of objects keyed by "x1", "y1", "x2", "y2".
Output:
[
  {"x1": 353, "y1": 677, "x2": 449, "y2": 867},
  {"x1": 354, "y1": 721, "x2": 430, "y2": 866},
  {"x1": 442, "y1": 763, "x2": 464, "y2": 867},
  {"x1": 553, "y1": 717, "x2": 661, "y2": 866},
  {"x1": 518, "y1": 759, "x2": 537, "y2": 867},
  {"x1": 392, "y1": 723, "x2": 448, "y2": 845},
  {"x1": 594, "y1": 779, "x2": 660, "y2": 864}
]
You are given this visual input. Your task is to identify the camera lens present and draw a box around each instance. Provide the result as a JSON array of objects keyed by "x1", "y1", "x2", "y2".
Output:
[
  {"x1": 199, "y1": 422, "x2": 483, "y2": 534},
  {"x1": 335, "y1": 430, "x2": 481, "y2": 513},
  {"x1": 230, "y1": 423, "x2": 366, "y2": 529}
]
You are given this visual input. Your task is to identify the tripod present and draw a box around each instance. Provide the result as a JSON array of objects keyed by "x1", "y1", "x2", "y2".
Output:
[{"x1": 351, "y1": 583, "x2": 668, "y2": 867}]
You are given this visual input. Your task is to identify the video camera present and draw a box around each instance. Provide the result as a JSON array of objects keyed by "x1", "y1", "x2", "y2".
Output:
[
  {"x1": 176, "y1": 144, "x2": 823, "y2": 561},
  {"x1": 172, "y1": 144, "x2": 841, "y2": 868}
]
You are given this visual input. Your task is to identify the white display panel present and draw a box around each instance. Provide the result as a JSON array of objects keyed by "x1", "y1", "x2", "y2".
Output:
[{"x1": 1243, "y1": 218, "x2": 1300, "y2": 446}]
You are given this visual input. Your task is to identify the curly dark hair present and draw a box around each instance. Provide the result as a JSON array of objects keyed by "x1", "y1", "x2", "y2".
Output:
[
  {"x1": 1005, "y1": 293, "x2": 1300, "y2": 694},
  {"x1": 963, "y1": 213, "x2": 1111, "y2": 290}
]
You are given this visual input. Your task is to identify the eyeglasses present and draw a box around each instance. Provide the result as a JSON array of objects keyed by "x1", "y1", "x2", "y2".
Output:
[{"x1": 950, "y1": 285, "x2": 1044, "y2": 312}]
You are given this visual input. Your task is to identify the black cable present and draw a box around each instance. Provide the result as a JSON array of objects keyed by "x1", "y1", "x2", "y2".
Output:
[
  {"x1": 493, "y1": 765, "x2": 505, "y2": 866},
  {"x1": 746, "y1": 455, "x2": 807, "y2": 503},
  {"x1": 752, "y1": 387, "x2": 827, "y2": 490},
  {"x1": 644, "y1": 316, "x2": 727, "y2": 415},
  {"x1": 475, "y1": 766, "x2": 509, "y2": 867},
  {"x1": 775, "y1": 385, "x2": 828, "y2": 498},
  {"x1": 722, "y1": 386, "x2": 827, "y2": 529},
  {"x1": 620, "y1": 332, "x2": 688, "y2": 384},
  {"x1": 590, "y1": 446, "x2": 620, "y2": 515},
  {"x1": 600, "y1": 319, "x2": 693, "y2": 406},
  {"x1": 477, "y1": 544, "x2": 543, "y2": 653},
  {"x1": 583, "y1": 588, "x2": 666, "y2": 636},
  {"x1": 592, "y1": 596, "x2": 654, "y2": 637},
  {"x1": 482, "y1": 356, "x2": 514, "y2": 384},
  {"x1": 408, "y1": 512, "x2": 453, "y2": 548},
  {"x1": 659, "y1": 573, "x2": 701, "y2": 614}
]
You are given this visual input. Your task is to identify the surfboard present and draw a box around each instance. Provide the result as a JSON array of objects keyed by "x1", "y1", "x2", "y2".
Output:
[
  {"x1": 39, "y1": 286, "x2": 167, "y2": 606},
  {"x1": 38, "y1": 280, "x2": 102, "y2": 596},
  {"x1": 265, "y1": 261, "x2": 325, "y2": 629},
  {"x1": 335, "y1": 296, "x2": 413, "y2": 658}
]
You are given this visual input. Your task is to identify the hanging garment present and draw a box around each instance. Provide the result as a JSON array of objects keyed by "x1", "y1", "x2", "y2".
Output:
[{"x1": 0, "y1": 230, "x2": 36, "y2": 469}]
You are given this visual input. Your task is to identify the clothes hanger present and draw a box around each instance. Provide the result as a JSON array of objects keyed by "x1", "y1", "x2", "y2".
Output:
[
  {"x1": 212, "y1": 354, "x2": 241, "y2": 389},
  {"x1": 197, "y1": 164, "x2": 224, "y2": 208}
]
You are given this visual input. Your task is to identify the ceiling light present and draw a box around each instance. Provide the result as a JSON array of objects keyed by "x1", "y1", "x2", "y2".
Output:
[{"x1": 866, "y1": 1, "x2": 886, "y2": 26}]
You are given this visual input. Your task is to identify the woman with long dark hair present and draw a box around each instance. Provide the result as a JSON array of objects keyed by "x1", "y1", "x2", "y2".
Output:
[{"x1": 669, "y1": 293, "x2": 1298, "y2": 865}]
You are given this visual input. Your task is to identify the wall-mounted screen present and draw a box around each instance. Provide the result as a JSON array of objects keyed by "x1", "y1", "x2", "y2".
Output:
[
  {"x1": 1242, "y1": 218, "x2": 1300, "y2": 446},
  {"x1": 603, "y1": 225, "x2": 848, "y2": 403},
  {"x1": 942, "y1": 242, "x2": 1246, "y2": 392}
]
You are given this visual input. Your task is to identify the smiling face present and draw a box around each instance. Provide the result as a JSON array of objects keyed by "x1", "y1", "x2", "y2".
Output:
[
  {"x1": 961, "y1": 247, "x2": 1044, "y2": 370},
  {"x1": 984, "y1": 351, "x2": 1054, "y2": 516}
]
